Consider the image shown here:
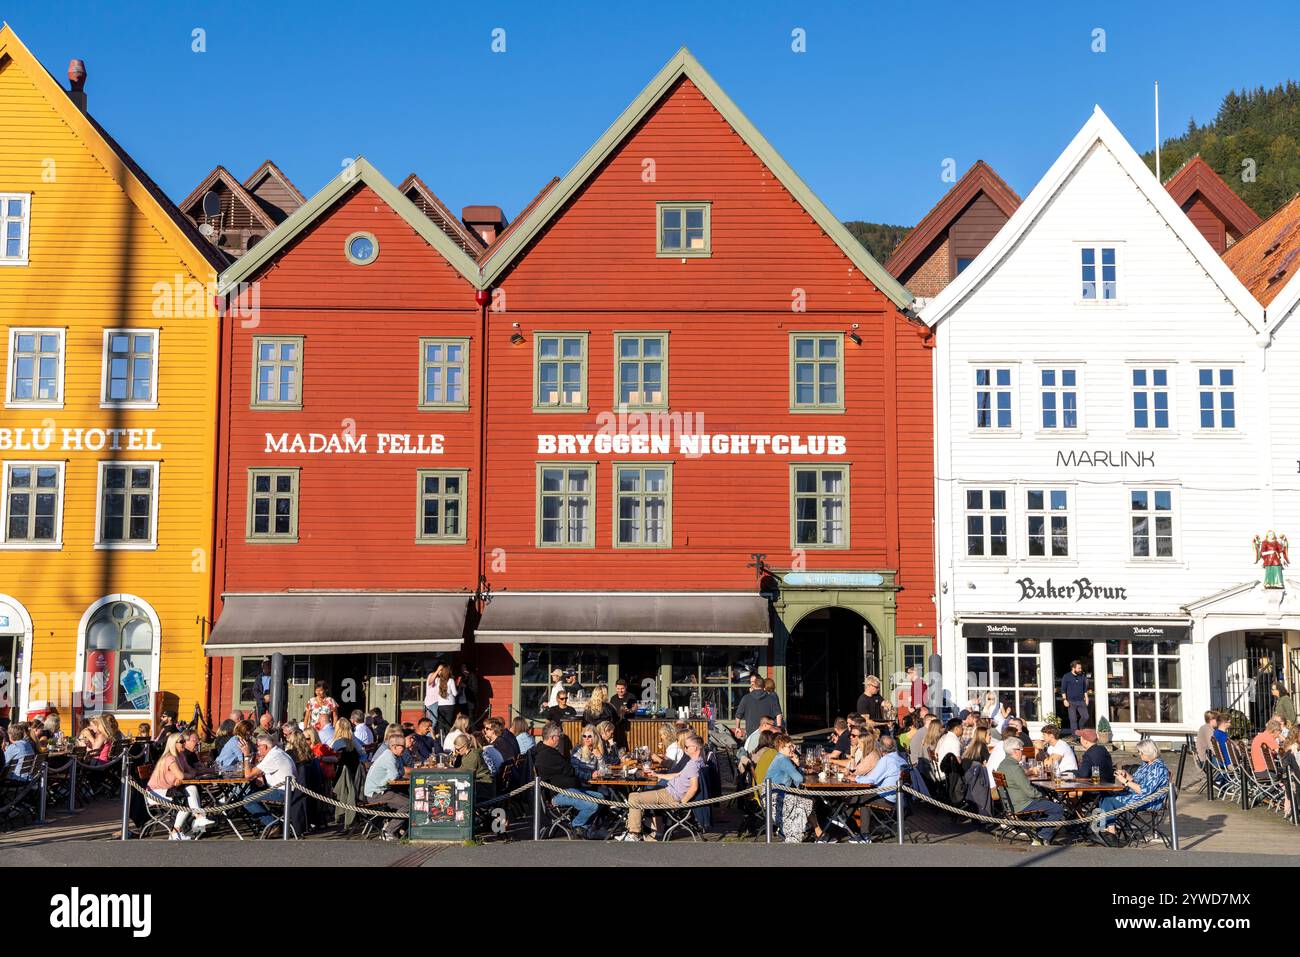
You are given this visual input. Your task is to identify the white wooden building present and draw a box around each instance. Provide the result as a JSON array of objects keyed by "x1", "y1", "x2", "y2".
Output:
[{"x1": 918, "y1": 107, "x2": 1288, "y2": 740}]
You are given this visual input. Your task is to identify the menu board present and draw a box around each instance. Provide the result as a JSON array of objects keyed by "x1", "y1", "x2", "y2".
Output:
[{"x1": 408, "y1": 769, "x2": 474, "y2": 841}]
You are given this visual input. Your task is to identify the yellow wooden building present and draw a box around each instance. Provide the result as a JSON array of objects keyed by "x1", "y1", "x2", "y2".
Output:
[{"x1": 0, "y1": 26, "x2": 223, "y2": 729}]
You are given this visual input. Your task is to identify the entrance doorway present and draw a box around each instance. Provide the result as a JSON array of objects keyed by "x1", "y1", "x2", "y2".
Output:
[
  {"x1": 1051, "y1": 639, "x2": 1094, "y2": 729},
  {"x1": 0, "y1": 635, "x2": 16, "y2": 722},
  {"x1": 786, "y1": 607, "x2": 876, "y2": 734},
  {"x1": 617, "y1": 647, "x2": 660, "y2": 706}
]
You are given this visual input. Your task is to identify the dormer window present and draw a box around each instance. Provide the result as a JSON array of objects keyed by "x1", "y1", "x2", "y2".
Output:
[
  {"x1": 1, "y1": 194, "x2": 31, "y2": 265},
  {"x1": 657, "y1": 202, "x2": 710, "y2": 257}
]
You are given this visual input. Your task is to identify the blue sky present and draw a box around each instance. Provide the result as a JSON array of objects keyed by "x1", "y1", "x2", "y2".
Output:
[{"x1": 6, "y1": 1, "x2": 1298, "y2": 227}]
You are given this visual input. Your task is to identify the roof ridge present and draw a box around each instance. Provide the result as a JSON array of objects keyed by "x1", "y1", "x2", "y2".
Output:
[{"x1": 398, "y1": 172, "x2": 486, "y2": 253}]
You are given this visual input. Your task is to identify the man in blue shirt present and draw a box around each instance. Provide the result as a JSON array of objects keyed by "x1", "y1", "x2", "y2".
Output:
[
  {"x1": 849, "y1": 736, "x2": 909, "y2": 844},
  {"x1": 362, "y1": 731, "x2": 409, "y2": 840},
  {"x1": 1060, "y1": 660, "x2": 1090, "y2": 737},
  {"x1": 3, "y1": 723, "x2": 35, "y2": 780}
]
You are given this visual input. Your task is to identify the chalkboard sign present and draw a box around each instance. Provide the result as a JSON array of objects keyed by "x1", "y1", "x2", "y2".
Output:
[{"x1": 408, "y1": 769, "x2": 474, "y2": 841}]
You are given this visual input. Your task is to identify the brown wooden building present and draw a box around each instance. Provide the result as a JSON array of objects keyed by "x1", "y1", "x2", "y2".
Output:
[
  {"x1": 1163, "y1": 155, "x2": 1261, "y2": 254},
  {"x1": 179, "y1": 160, "x2": 305, "y2": 260}
]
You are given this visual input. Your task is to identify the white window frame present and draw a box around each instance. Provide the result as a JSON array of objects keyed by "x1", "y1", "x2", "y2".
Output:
[
  {"x1": 93, "y1": 461, "x2": 160, "y2": 550},
  {"x1": 1127, "y1": 486, "x2": 1178, "y2": 563},
  {"x1": 0, "y1": 461, "x2": 65, "y2": 550},
  {"x1": 99, "y1": 329, "x2": 160, "y2": 410},
  {"x1": 1195, "y1": 365, "x2": 1237, "y2": 432},
  {"x1": 962, "y1": 486, "x2": 1012, "y2": 560},
  {"x1": 1128, "y1": 364, "x2": 1174, "y2": 433},
  {"x1": 1078, "y1": 243, "x2": 1120, "y2": 302},
  {"x1": 1023, "y1": 486, "x2": 1072, "y2": 560},
  {"x1": 0, "y1": 192, "x2": 31, "y2": 266},
  {"x1": 5, "y1": 327, "x2": 66, "y2": 409},
  {"x1": 1036, "y1": 364, "x2": 1083, "y2": 432},
  {"x1": 971, "y1": 363, "x2": 1017, "y2": 432}
]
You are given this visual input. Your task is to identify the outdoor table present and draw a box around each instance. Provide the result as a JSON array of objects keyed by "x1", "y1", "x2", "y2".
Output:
[
  {"x1": 589, "y1": 771, "x2": 664, "y2": 839},
  {"x1": 177, "y1": 777, "x2": 259, "y2": 839},
  {"x1": 800, "y1": 773, "x2": 877, "y2": 841},
  {"x1": 1030, "y1": 777, "x2": 1128, "y2": 819}
]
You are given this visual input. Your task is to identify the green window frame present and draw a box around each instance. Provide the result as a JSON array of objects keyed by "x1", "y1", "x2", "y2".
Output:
[
  {"x1": 614, "y1": 332, "x2": 668, "y2": 410},
  {"x1": 236, "y1": 656, "x2": 264, "y2": 710},
  {"x1": 614, "y1": 463, "x2": 672, "y2": 548},
  {"x1": 251, "y1": 336, "x2": 304, "y2": 410},
  {"x1": 536, "y1": 462, "x2": 595, "y2": 548},
  {"x1": 533, "y1": 332, "x2": 588, "y2": 412},
  {"x1": 668, "y1": 648, "x2": 766, "y2": 720},
  {"x1": 418, "y1": 337, "x2": 469, "y2": 410},
  {"x1": 656, "y1": 201, "x2": 711, "y2": 257},
  {"x1": 416, "y1": 468, "x2": 468, "y2": 544},
  {"x1": 789, "y1": 333, "x2": 844, "y2": 412},
  {"x1": 790, "y1": 464, "x2": 850, "y2": 549},
  {"x1": 246, "y1": 468, "x2": 300, "y2": 542}
]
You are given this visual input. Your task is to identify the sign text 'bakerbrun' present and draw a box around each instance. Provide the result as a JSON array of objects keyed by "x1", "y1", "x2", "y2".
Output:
[{"x1": 1016, "y1": 576, "x2": 1128, "y2": 602}]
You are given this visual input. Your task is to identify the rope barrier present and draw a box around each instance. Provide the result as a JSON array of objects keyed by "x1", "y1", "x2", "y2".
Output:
[
  {"x1": 772, "y1": 783, "x2": 898, "y2": 800},
  {"x1": 536, "y1": 779, "x2": 760, "y2": 809},
  {"x1": 896, "y1": 783, "x2": 1171, "y2": 828},
  {"x1": 288, "y1": 779, "x2": 538, "y2": 820},
  {"x1": 124, "y1": 775, "x2": 281, "y2": 813}
]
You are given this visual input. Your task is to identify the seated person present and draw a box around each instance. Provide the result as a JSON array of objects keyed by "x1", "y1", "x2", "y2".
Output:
[
  {"x1": 1075, "y1": 729, "x2": 1114, "y2": 783},
  {"x1": 238, "y1": 734, "x2": 299, "y2": 830},
  {"x1": 824, "y1": 718, "x2": 851, "y2": 760},
  {"x1": 511, "y1": 717, "x2": 535, "y2": 755},
  {"x1": 1195, "y1": 711, "x2": 1219, "y2": 764},
  {"x1": 995, "y1": 737, "x2": 1064, "y2": 845},
  {"x1": 1040, "y1": 725, "x2": 1078, "y2": 775},
  {"x1": 765, "y1": 733, "x2": 813, "y2": 843},
  {"x1": 362, "y1": 730, "x2": 409, "y2": 840},
  {"x1": 407, "y1": 717, "x2": 440, "y2": 765},
  {"x1": 596, "y1": 721, "x2": 621, "y2": 764},
  {"x1": 1093, "y1": 741, "x2": 1169, "y2": 843},
  {"x1": 618, "y1": 734, "x2": 705, "y2": 841},
  {"x1": 3, "y1": 723, "x2": 35, "y2": 780},
  {"x1": 451, "y1": 733, "x2": 496, "y2": 801},
  {"x1": 570, "y1": 725, "x2": 602, "y2": 781},
  {"x1": 484, "y1": 716, "x2": 519, "y2": 761},
  {"x1": 1250, "y1": 718, "x2": 1284, "y2": 779},
  {"x1": 854, "y1": 735, "x2": 909, "y2": 839},
  {"x1": 1212, "y1": 715, "x2": 1233, "y2": 765},
  {"x1": 534, "y1": 722, "x2": 603, "y2": 839},
  {"x1": 215, "y1": 720, "x2": 254, "y2": 772}
]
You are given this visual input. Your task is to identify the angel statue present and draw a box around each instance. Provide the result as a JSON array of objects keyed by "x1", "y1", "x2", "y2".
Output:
[{"x1": 1253, "y1": 531, "x2": 1289, "y2": 589}]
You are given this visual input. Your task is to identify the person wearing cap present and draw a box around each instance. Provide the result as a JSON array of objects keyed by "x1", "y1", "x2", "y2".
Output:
[{"x1": 1075, "y1": 729, "x2": 1114, "y2": 783}]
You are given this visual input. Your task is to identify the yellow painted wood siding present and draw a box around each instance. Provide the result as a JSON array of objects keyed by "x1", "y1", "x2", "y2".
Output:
[{"x1": 0, "y1": 51, "x2": 217, "y2": 721}]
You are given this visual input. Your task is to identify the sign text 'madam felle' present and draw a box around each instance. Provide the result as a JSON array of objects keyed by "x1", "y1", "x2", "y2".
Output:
[{"x1": 538, "y1": 433, "x2": 846, "y2": 455}]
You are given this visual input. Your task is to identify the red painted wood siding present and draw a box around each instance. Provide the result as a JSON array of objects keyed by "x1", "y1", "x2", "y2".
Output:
[{"x1": 1182, "y1": 196, "x2": 1227, "y2": 253}]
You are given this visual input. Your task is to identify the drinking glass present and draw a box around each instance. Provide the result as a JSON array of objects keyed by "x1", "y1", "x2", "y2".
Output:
[{"x1": 1091, "y1": 766, "x2": 1101, "y2": 783}]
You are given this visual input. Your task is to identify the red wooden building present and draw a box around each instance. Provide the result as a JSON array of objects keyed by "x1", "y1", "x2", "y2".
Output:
[{"x1": 1162, "y1": 155, "x2": 1260, "y2": 254}]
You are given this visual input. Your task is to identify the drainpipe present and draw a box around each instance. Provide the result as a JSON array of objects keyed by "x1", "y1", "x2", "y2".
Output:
[{"x1": 474, "y1": 288, "x2": 491, "y2": 670}]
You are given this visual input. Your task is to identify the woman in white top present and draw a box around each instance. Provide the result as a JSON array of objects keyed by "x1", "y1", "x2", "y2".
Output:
[
  {"x1": 547, "y1": 668, "x2": 565, "y2": 707},
  {"x1": 442, "y1": 713, "x2": 472, "y2": 753},
  {"x1": 426, "y1": 663, "x2": 458, "y2": 735}
]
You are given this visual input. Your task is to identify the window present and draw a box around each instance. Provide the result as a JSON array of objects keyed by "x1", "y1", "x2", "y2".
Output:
[
  {"x1": 0, "y1": 193, "x2": 31, "y2": 264},
  {"x1": 533, "y1": 333, "x2": 587, "y2": 411},
  {"x1": 82, "y1": 599, "x2": 155, "y2": 713},
  {"x1": 246, "y1": 469, "x2": 299, "y2": 542},
  {"x1": 669, "y1": 648, "x2": 766, "y2": 720},
  {"x1": 1, "y1": 462, "x2": 63, "y2": 547},
  {"x1": 537, "y1": 463, "x2": 595, "y2": 547},
  {"x1": 955, "y1": 257, "x2": 974, "y2": 274},
  {"x1": 251, "y1": 336, "x2": 303, "y2": 409},
  {"x1": 614, "y1": 464, "x2": 671, "y2": 547},
  {"x1": 419, "y1": 338, "x2": 469, "y2": 410},
  {"x1": 790, "y1": 334, "x2": 844, "y2": 412},
  {"x1": 965, "y1": 488, "x2": 1009, "y2": 557},
  {"x1": 345, "y1": 231, "x2": 379, "y2": 265},
  {"x1": 6, "y1": 328, "x2": 64, "y2": 407},
  {"x1": 1130, "y1": 489, "x2": 1174, "y2": 560},
  {"x1": 95, "y1": 462, "x2": 158, "y2": 548},
  {"x1": 416, "y1": 469, "x2": 467, "y2": 543},
  {"x1": 396, "y1": 654, "x2": 445, "y2": 708},
  {"x1": 973, "y1": 366, "x2": 1014, "y2": 429},
  {"x1": 1106, "y1": 639, "x2": 1182, "y2": 724},
  {"x1": 615, "y1": 333, "x2": 668, "y2": 409},
  {"x1": 1081, "y1": 246, "x2": 1117, "y2": 300},
  {"x1": 519, "y1": 645, "x2": 610, "y2": 717},
  {"x1": 656, "y1": 202, "x2": 710, "y2": 257},
  {"x1": 1131, "y1": 368, "x2": 1170, "y2": 430},
  {"x1": 902, "y1": 642, "x2": 929, "y2": 677},
  {"x1": 792, "y1": 466, "x2": 849, "y2": 548},
  {"x1": 1039, "y1": 367, "x2": 1079, "y2": 430},
  {"x1": 967, "y1": 636, "x2": 1039, "y2": 721},
  {"x1": 1197, "y1": 368, "x2": 1235, "y2": 430},
  {"x1": 101, "y1": 330, "x2": 158, "y2": 407},
  {"x1": 1025, "y1": 488, "x2": 1069, "y2": 558}
]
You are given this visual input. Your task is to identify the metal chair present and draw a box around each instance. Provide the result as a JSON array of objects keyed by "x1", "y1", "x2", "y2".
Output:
[{"x1": 991, "y1": 772, "x2": 1048, "y2": 844}]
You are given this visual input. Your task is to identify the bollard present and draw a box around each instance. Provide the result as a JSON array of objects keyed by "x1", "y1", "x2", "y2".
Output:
[
  {"x1": 120, "y1": 752, "x2": 131, "y2": 841},
  {"x1": 1206, "y1": 755, "x2": 1216, "y2": 802},
  {"x1": 1174, "y1": 740, "x2": 1188, "y2": 792},
  {"x1": 532, "y1": 776, "x2": 541, "y2": 841},
  {"x1": 283, "y1": 776, "x2": 294, "y2": 840},
  {"x1": 1168, "y1": 780, "x2": 1179, "y2": 850},
  {"x1": 38, "y1": 761, "x2": 48, "y2": 824},
  {"x1": 68, "y1": 757, "x2": 77, "y2": 813},
  {"x1": 896, "y1": 772, "x2": 905, "y2": 846},
  {"x1": 764, "y1": 778, "x2": 772, "y2": 844},
  {"x1": 1282, "y1": 768, "x2": 1297, "y2": 827},
  {"x1": 1239, "y1": 761, "x2": 1250, "y2": 812}
]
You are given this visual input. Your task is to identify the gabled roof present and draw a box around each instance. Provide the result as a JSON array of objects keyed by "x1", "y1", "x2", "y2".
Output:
[
  {"x1": 885, "y1": 160, "x2": 1021, "y2": 278},
  {"x1": 0, "y1": 25, "x2": 225, "y2": 278},
  {"x1": 244, "y1": 159, "x2": 306, "y2": 207},
  {"x1": 919, "y1": 106, "x2": 1264, "y2": 332},
  {"x1": 480, "y1": 176, "x2": 560, "y2": 259},
  {"x1": 218, "y1": 157, "x2": 483, "y2": 293},
  {"x1": 1224, "y1": 193, "x2": 1300, "y2": 314},
  {"x1": 1162, "y1": 155, "x2": 1261, "y2": 239},
  {"x1": 178, "y1": 165, "x2": 278, "y2": 231},
  {"x1": 398, "y1": 173, "x2": 485, "y2": 255},
  {"x1": 477, "y1": 47, "x2": 912, "y2": 309}
]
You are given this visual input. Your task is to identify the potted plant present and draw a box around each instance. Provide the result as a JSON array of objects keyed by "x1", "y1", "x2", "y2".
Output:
[{"x1": 1096, "y1": 715, "x2": 1112, "y2": 746}]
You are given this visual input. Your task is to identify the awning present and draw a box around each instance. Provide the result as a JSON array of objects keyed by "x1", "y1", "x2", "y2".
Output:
[
  {"x1": 475, "y1": 592, "x2": 771, "y2": 646},
  {"x1": 205, "y1": 592, "x2": 469, "y2": 657},
  {"x1": 962, "y1": 619, "x2": 1191, "y2": 642}
]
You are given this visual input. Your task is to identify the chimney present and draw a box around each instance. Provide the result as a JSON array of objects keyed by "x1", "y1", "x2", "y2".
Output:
[
  {"x1": 461, "y1": 205, "x2": 507, "y2": 245},
  {"x1": 67, "y1": 59, "x2": 87, "y2": 111}
]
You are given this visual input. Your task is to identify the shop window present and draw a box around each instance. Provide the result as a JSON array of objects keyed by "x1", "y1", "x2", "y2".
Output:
[
  {"x1": 1039, "y1": 367, "x2": 1079, "y2": 430},
  {"x1": 791, "y1": 465, "x2": 849, "y2": 549},
  {"x1": 416, "y1": 469, "x2": 467, "y2": 544},
  {"x1": 419, "y1": 338, "x2": 469, "y2": 410},
  {"x1": 614, "y1": 464, "x2": 671, "y2": 547},
  {"x1": 246, "y1": 468, "x2": 299, "y2": 542},
  {"x1": 790, "y1": 334, "x2": 844, "y2": 412},
  {"x1": 965, "y1": 488, "x2": 1009, "y2": 557},
  {"x1": 519, "y1": 645, "x2": 610, "y2": 718},
  {"x1": 973, "y1": 366, "x2": 1014, "y2": 430},
  {"x1": 656, "y1": 202, "x2": 710, "y2": 256},
  {"x1": 1130, "y1": 489, "x2": 1174, "y2": 559},
  {"x1": 82, "y1": 598, "x2": 155, "y2": 713},
  {"x1": 668, "y1": 648, "x2": 765, "y2": 720},
  {"x1": 101, "y1": 330, "x2": 157, "y2": 407},
  {"x1": 6, "y1": 328, "x2": 64, "y2": 407},
  {"x1": 1197, "y1": 367, "x2": 1235, "y2": 430},
  {"x1": 534, "y1": 333, "x2": 588, "y2": 411},
  {"x1": 1026, "y1": 488, "x2": 1070, "y2": 558},
  {"x1": 1080, "y1": 246, "x2": 1117, "y2": 300},
  {"x1": 615, "y1": 333, "x2": 668, "y2": 410},
  {"x1": 537, "y1": 463, "x2": 595, "y2": 547},
  {"x1": 966, "y1": 636, "x2": 1039, "y2": 721},
  {"x1": 251, "y1": 336, "x2": 303, "y2": 409},
  {"x1": 95, "y1": 462, "x2": 158, "y2": 548},
  {"x1": 396, "y1": 654, "x2": 445, "y2": 709},
  {"x1": 1, "y1": 462, "x2": 63, "y2": 547},
  {"x1": 1131, "y1": 368, "x2": 1170, "y2": 430},
  {"x1": 236, "y1": 657, "x2": 264, "y2": 710},
  {"x1": 1106, "y1": 640, "x2": 1182, "y2": 724}
]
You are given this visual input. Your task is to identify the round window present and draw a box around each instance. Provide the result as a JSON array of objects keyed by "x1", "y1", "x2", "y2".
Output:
[{"x1": 345, "y1": 231, "x2": 379, "y2": 265}]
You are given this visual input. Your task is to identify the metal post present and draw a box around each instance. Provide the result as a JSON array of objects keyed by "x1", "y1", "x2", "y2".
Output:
[
  {"x1": 1174, "y1": 740, "x2": 1188, "y2": 792},
  {"x1": 763, "y1": 778, "x2": 772, "y2": 844},
  {"x1": 1168, "y1": 778, "x2": 1179, "y2": 851},
  {"x1": 270, "y1": 652, "x2": 286, "y2": 724},
  {"x1": 68, "y1": 757, "x2": 77, "y2": 813},
  {"x1": 896, "y1": 772, "x2": 905, "y2": 846},
  {"x1": 120, "y1": 752, "x2": 131, "y2": 841},
  {"x1": 532, "y1": 776, "x2": 541, "y2": 841},
  {"x1": 1283, "y1": 769, "x2": 1297, "y2": 827},
  {"x1": 1206, "y1": 754, "x2": 1216, "y2": 802},
  {"x1": 1239, "y1": 761, "x2": 1250, "y2": 812},
  {"x1": 282, "y1": 775, "x2": 293, "y2": 840},
  {"x1": 38, "y1": 761, "x2": 48, "y2": 824}
]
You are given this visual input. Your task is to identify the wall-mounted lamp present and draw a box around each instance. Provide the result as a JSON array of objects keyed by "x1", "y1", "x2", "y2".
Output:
[
  {"x1": 510, "y1": 322, "x2": 525, "y2": 346},
  {"x1": 846, "y1": 322, "x2": 862, "y2": 346}
]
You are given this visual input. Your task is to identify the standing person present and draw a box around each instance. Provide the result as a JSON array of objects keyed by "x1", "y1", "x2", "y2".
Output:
[
  {"x1": 425, "y1": 664, "x2": 458, "y2": 736},
  {"x1": 547, "y1": 668, "x2": 566, "y2": 707},
  {"x1": 856, "y1": 676, "x2": 885, "y2": 729},
  {"x1": 254, "y1": 658, "x2": 273, "y2": 720},
  {"x1": 456, "y1": 663, "x2": 479, "y2": 722},
  {"x1": 1273, "y1": 683, "x2": 1296, "y2": 728},
  {"x1": 582, "y1": 685, "x2": 619, "y2": 729},
  {"x1": 609, "y1": 677, "x2": 638, "y2": 748},
  {"x1": 304, "y1": 681, "x2": 338, "y2": 746},
  {"x1": 1060, "y1": 660, "x2": 1090, "y2": 737},
  {"x1": 762, "y1": 678, "x2": 784, "y2": 729},
  {"x1": 1253, "y1": 656, "x2": 1275, "y2": 731},
  {"x1": 733, "y1": 674, "x2": 768, "y2": 743}
]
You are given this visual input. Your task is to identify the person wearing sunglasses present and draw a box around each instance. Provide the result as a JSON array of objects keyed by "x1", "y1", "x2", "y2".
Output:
[{"x1": 542, "y1": 692, "x2": 577, "y2": 723}]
